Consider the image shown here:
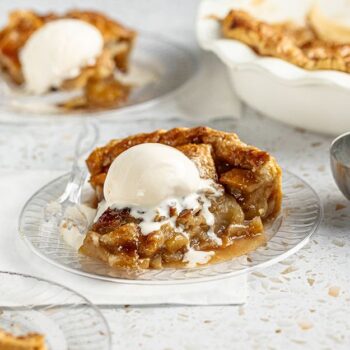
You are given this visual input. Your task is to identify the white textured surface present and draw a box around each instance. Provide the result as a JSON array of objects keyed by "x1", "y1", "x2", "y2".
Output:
[{"x1": 0, "y1": 0, "x2": 349, "y2": 349}]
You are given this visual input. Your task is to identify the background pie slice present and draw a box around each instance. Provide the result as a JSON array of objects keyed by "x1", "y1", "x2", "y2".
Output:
[{"x1": 0, "y1": 9, "x2": 136, "y2": 110}]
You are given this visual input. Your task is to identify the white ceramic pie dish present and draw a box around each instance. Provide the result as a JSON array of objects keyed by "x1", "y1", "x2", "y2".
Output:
[{"x1": 197, "y1": 0, "x2": 350, "y2": 135}]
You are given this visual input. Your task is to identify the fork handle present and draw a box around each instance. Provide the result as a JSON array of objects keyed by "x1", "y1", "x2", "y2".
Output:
[
  {"x1": 58, "y1": 120, "x2": 98, "y2": 204},
  {"x1": 62, "y1": 165, "x2": 88, "y2": 204}
]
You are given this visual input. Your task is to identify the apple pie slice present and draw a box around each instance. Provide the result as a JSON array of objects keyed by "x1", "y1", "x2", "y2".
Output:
[
  {"x1": 80, "y1": 127, "x2": 282, "y2": 269},
  {"x1": 0, "y1": 328, "x2": 46, "y2": 350},
  {"x1": 0, "y1": 9, "x2": 136, "y2": 110}
]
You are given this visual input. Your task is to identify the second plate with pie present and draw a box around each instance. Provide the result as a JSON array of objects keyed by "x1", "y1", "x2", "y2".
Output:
[{"x1": 0, "y1": 33, "x2": 196, "y2": 122}]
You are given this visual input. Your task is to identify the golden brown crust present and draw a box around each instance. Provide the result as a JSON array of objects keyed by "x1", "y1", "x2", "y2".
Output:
[
  {"x1": 86, "y1": 126, "x2": 271, "y2": 189},
  {"x1": 66, "y1": 10, "x2": 135, "y2": 45},
  {"x1": 65, "y1": 10, "x2": 136, "y2": 73},
  {"x1": 176, "y1": 144, "x2": 217, "y2": 180},
  {"x1": 221, "y1": 9, "x2": 350, "y2": 73},
  {"x1": 81, "y1": 127, "x2": 282, "y2": 269},
  {"x1": 60, "y1": 76, "x2": 131, "y2": 110},
  {"x1": 0, "y1": 328, "x2": 47, "y2": 350}
]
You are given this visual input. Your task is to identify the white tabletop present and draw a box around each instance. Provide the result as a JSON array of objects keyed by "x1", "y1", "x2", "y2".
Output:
[{"x1": 1, "y1": 0, "x2": 349, "y2": 349}]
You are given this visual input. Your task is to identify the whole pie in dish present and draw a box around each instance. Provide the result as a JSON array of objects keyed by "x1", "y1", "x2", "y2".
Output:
[
  {"x1": 80, "y1": 127, "x2": 282, "y2": 269},
  {"x1": 0, "y1": 10, "x2": 135, "y2": 110},
  {"x1": 221, "y1": 8, "x2": 350, "y2": 74},
  {"x1": 0, "y1": 328, "x2": 46, "y2": 350}
]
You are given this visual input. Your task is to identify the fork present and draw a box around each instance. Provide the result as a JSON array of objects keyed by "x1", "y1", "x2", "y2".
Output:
[{"x1": 57, "y1": 120, "x2": 99, "y2": 209}]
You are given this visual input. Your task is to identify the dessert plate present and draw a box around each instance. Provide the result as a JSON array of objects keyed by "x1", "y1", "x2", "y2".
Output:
[
  {"x1": 0, "y1": 271, "x2": 111, "y2": 350},
  {"x1": 19, "y1": 170, "x2": 322, "y2": 284},
  {"x1": 0, "y1": 33, "x2": 196, "y2": 122}
]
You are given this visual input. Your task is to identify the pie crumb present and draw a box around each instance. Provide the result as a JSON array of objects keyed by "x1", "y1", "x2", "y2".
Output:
[
  {"x1": 335, "y1": 204, "x2": 346, "y2": 211},
  {"x1": 298, "y1": 321, "x2": 313, "y2": 331},
  {"x1": 332, "y1": 239, "x2": 345, "y2": 247},
  {"x1": 281, "y1": 266, "x2": 297, "y2": 275},
  {"x1": 328, "y1": 286, "x2": 340, "y2": 297},
  {"x1": 307, "y1": 278, "x2": 315, "y2": 286}
]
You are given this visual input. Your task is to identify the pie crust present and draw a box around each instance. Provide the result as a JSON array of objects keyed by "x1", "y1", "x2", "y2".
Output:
[
  {"x1": 221, "y1": 9, "x2": 350, "y2": 74},
  {"x1": 81, "y1": 127, "x2": 282, "y2": 269},
  {"x1": 0, "y1": 328, "x2": 46, "y2": 350}
]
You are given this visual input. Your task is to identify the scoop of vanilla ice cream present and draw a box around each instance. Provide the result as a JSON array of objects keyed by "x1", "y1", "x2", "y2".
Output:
[
  {"x1": 104, "y1": 143, "x2": 204, "y2": 208},
  {"x1": 309, "y1": 3, "x2": 350, "y2": 44},
  {"x1": 20, "y1": 19, "x2": 103, "y2": 94}
]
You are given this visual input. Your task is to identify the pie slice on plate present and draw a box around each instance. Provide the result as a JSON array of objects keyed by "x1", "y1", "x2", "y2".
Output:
[
  {"x1": 0, "y1": 10, "x2": 135, "y2": 110},
  {"x1": 79, "y1": 127, "x2": 282, "y2": 269}
]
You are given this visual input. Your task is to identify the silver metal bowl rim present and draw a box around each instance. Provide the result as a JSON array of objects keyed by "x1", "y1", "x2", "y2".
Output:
[{"x1": 330, "y1": 131, "x2": 350, "y2": 168}]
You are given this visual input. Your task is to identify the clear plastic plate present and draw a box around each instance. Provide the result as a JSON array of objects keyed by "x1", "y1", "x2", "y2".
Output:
[
  {"x1": 0, "y1": 271, "x2": 111, "y2": 349},
  {"x1": 19, "y1": 170, "x2": 322, "y2": 284}
]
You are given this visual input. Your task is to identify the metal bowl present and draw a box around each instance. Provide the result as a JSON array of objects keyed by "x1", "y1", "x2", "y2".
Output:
[{"x1": 330, "y1": 132, "x2": 350, "y2": 200}]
